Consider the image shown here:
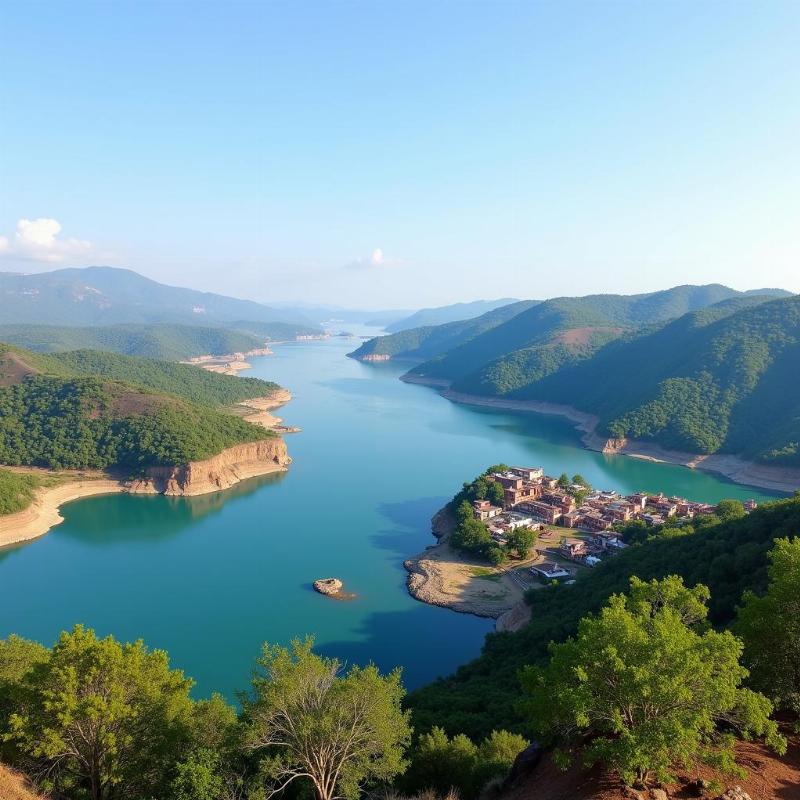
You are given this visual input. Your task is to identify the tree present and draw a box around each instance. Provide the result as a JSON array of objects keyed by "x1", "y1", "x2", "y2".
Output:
[
  {"x1": 735, "y1": 537, "x2": 800, "y2": 716},
  {"x1": 403, "y1": 727, "x2": 527, "y2": 799},
  {"x1": 557, "y1": 473, "x2": 570, "y2": 489},
  {"x1": 170, "y1": 748, "x2": 224, "y2": 800},
  {"x1": 521, "y1": 576, "x2": 785, "y2": 786},
  {"x1": 571, "y1": 474, "x2": 590, "y2": 488},
  {"x1": 4, "y1": 625, "x2": 194, "y2": 800},
  {"x1": 506, "y1": 527, "x2": 536, "y2": 559},
  {"x1": 716, "y1": 499, "x2": 746, "y2": 522},
  {"x1": 245, "y1": 638, "x2": 411, "y2": 800},
  {"x1": 487, "y1": 481, "x2": 505, "y2": 507}
]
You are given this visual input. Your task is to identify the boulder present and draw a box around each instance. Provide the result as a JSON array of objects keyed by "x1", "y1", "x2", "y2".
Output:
[
  {"x1": 313, "y1": 578, "x2": 343, "y2": 596},
  {"x1": 717, "y1": 789, "x2": 751, "y2": 800}
]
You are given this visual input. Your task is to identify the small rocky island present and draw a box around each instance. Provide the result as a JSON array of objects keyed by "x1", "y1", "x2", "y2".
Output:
[{"x1": 313, "y1": 578, "x2": 356, "y2": 600}]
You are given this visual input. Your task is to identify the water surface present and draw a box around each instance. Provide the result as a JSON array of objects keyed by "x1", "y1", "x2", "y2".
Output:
[{"x1": 0, "y1": 332, "x2": 780, "y2": 697}]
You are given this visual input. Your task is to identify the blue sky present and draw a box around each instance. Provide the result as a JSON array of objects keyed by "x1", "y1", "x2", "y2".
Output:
[{"x1": 1, "y1": 1, "x2": 798, "y2": 308}]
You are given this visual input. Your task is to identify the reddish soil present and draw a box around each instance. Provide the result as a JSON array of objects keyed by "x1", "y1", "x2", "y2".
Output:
[
  {"x1": 552, "y1": 327, "x2": 624, "y2": 347},
  {"x1": 502, "y1": 733, "x2": 800, "y2": 800},
  {"x1": 0, "y1": 351, "x2": 38, "y2": 387}
]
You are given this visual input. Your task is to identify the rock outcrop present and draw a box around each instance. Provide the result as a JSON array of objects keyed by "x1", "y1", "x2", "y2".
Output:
[{"x1": 129, "y1": 438, "x2": 290, "y2": 496}]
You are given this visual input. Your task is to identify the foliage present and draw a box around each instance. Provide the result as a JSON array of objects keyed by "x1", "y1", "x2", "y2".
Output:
[
  {"x1": 735, "y1": 537, "x2": 800, "y2": 717},
  {"x1": 170, "y1": 748, "x2": 225, "y2": 800},
  {"x1": 244, "y1": 638, "x2": 412, "y2": 800},
  {"x1": 402, "y1": 726, "x2": 527, "y2": 799},
  {"x1": 407, "y1": 495, "x2": 800, "y2": 739},
  {"x1": 0, "y1": 375, "x2": 271, "y2": 471},
  {"x1": 0, "y1": 470, "x2": 43, "y2": 515},
  {"x1": 521, "y1": 576, "x2": 785, "y2": 785},
  {"x1": 506, "y1": 527, "x2": 536, "y2": 559},
  {"x1": 3, "y1": 625, "x2": 195, "y2": 800}
]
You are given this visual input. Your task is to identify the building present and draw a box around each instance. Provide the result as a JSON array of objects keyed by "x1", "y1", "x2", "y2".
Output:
[
  {"x1": 530, "y1": 562, "x2": 571, "y2": 581},
  {"x1": 518, "y1": 500, "x2": 562, "y2": 525},
  {"x1": 559, "y1": 540, "x2": 588, "y2": 560},
  {"x1": 510, "y1": 466, "x2": 544, "y2": 481},
  {"x1": 472, "y1": 500, "x2": 502, "y2": 521}
]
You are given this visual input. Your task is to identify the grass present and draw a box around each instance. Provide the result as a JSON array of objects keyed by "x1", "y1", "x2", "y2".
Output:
[{"x1": 469, "y1": 566, "x2": 503, "y2": 580}]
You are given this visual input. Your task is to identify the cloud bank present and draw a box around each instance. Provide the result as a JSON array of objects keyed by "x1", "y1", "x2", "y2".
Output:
[{"x1": 0, "y1": 218, "x2": 94, "y2": 263}]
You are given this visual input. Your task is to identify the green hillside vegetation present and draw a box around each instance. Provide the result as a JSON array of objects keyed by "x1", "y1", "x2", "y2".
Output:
[
  {"x1": 348, "y1": 301, "x2": 539, "y2": 362},
  {"x1": 520, "y1": 295, "x2": 800, "y2": 464},
  {"x1": 0, "y1": 345, "x2": 275, "y2": 472},
  {"x1": 0, "y1": 323, "x2": 267, "y2": 361},
  {"x1": 406, "y1": 492, "x2": 800, "y2": 740},
  {"x1": 409, "y1": 285, "x2": 788, "y2": 391},
  {"x1": 0, "y1": 470, "x2": 48, "y2": 515}
]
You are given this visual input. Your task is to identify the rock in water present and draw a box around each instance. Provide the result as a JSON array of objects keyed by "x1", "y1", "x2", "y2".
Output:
[{"x1": 313, "y1": 578, "x2": 344, "y2": 596}]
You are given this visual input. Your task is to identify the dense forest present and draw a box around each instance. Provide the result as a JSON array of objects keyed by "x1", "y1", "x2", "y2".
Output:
[
  {"x1": 0, "y1": 345, "x2": 277, "y2": 472},
  {"x1": 0, "y1": 469, "x2": 47, "y2": 514},
  {"x1": 517, "y1": 295, "x2": 800, "y2": 464}
]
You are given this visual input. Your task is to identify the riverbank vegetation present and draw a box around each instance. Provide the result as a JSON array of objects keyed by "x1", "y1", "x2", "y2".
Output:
[{"x1": 0, "y1": 471, "x2": 47, "y2": 515}]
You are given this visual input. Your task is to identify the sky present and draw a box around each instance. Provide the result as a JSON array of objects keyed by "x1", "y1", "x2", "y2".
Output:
[{"x1": 1, "y1": 1, "x2": 799, "y2": 309}]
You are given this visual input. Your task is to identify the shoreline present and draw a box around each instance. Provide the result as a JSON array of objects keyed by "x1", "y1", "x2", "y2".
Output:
[
  {"x1": 403, "y1": 508, "x2": 534, "y2": 633},
  {"x1": 235, "y1": 388, "x2": 301, "y2": 433},
  {"x1": 180, "y1": 346, "x2": 274, "y2": 376},
  {"x1": 403, "y1": 375, "x2": 800, "y2": 494}
]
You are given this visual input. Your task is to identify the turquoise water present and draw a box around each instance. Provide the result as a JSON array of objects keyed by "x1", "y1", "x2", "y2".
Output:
[{"x1": 0, "y1": 333, "x2": 781, "y2": 697}]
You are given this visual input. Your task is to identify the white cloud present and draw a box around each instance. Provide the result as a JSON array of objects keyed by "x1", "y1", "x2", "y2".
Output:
[
  {"x1": 0, "y1": 217, "x2": 94, "y2": 263},
  {"x1": 346, "y1": 247, "x2": 400, "y2": 270}
]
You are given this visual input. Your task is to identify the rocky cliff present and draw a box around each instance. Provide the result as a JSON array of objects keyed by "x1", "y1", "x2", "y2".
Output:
[{"x1": 129, "y1": 437, "x2": 290, "y2": 496}]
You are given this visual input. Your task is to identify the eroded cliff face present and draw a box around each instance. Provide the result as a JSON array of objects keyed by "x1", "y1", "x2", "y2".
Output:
[{"x1": 128, "y1": 437, "x2": 290, "y2": 496}]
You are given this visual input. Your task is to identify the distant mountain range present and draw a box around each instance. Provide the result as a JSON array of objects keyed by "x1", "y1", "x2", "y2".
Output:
[
  {"x1": 384, "y1": 298, "x2": 523, "y2": 333},
  {"x1": 0, "y1": 266, "x2": 322, "y2": 333},
  {"x1": 350, "y1": 284, "x2": 800, "y2": 465}
]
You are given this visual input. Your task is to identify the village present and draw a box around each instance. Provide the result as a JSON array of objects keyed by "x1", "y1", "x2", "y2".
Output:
[{"x1": 471, "y1": 466, "x2": 758, "y2": 584}]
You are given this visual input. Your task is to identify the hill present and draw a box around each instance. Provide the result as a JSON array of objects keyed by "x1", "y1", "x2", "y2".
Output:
[
  {"x1": 0, "y1": 323, "x2": 271, "y2": 361},
  {"x1": 516, "y1": 295, "x2": 800, "y2": 465},
  {"x1": 407, "y1": 493, "x2": 800, "y2": 740},
  {"x1": 348, "y1": 301, "x2": 539, "y2": 362},
  {"x1": 385, "y1": 299, "x2": 523, "y2": 333},
  {"x1": 0, "y1": 765, "x2": 47, "y2": 800},
  {"x1": 407, "y1": 285, "x2": 791, "y2": 391},
  {"x1": 0, "y1": 344, "x2": 277, "y2": 471},
  {"x1": 0, "y1": 266, "x2": 322, "y2": 332}
]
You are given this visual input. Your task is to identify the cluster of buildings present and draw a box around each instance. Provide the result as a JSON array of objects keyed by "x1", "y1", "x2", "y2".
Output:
[{"x1": 470, "y1": 466, "x2": 759, "y2": 581}]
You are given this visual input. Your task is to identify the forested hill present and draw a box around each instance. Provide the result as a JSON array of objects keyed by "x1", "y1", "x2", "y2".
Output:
[
  {"x1": 0, "y1": 344, "x2": 277, "y2": 471},
  {"x1": 515, "y1": 294, "x2": 800, "y2": 465},
  {"x1": 408, "y1": 284, "x2": 790, "y2": 389},
  {"x1": 348, "y1": 301, "x2": 539, "y2": 362},
  {"x1": 0, "y1": 323, "x2": 269, "y2": 361},
  {"x1": 407, "y1": 493, "x2": 800, "y2": 740}
]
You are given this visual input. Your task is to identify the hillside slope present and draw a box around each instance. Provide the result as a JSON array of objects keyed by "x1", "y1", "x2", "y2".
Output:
[
  {"x1": 0, "y1": 345, "x2": 278, "y2": 472},
  {"x1": 0, "y1": 765, "x2": 47, "y2": 800},
  {"x1": 521, "y1": 295, "x2": 800, "y2": 465},
  {"x1": 0, "y1": 266, "x2": 321, "y2": 331},
  {"x1": 408, "y1": 285, "x2": 790, "y2": 390},
  {"x1": 348, "y1": 301, "x2": 539, "y2": 362}
]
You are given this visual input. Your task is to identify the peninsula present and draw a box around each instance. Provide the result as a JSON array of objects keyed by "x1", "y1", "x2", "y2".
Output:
[{"x1": 406, "y1": 464, "x2": 759, "y2": 630}]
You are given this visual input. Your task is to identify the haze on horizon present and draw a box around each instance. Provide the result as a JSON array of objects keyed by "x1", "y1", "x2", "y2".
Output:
[{"x1": 1, "y1": 1, "x2": 799, "y2": 309}]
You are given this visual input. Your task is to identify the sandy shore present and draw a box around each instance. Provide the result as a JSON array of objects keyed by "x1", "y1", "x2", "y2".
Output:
[
  {"x1": 404, "y1": 508, "x2": 538, "y2": 632},
  {"x1": 181, "y1": 347, "x2": 274, "y2": 376},
  {"x1": 235, "y1": 388, "x2": 301, "y2": 433},
  {"x1": 406, "y1": 376, "x2": 800, "y2": 494}
]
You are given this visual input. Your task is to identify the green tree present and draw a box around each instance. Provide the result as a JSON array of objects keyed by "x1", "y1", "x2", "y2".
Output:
[
  {"x1": 487, "y1": 481, "x2": 505, "y2": 507},
  {"x1": 473, "y1": 729, "x2": 529, "y2": 790},
  {"x1": 506, "y1": 527, "x2": 536, "y2": 559},
  {"x1": 486, "y1": 546, "x2": 506, "y2": 566},
  {"x1": 571, "y1": 474, "x2": 590, "y2": 488},
  {"x1": 716, "y1": 499, "x2": 746, "y2": 522},
  {"x1": 4, "y1": 625, "x2": 194, "y2": 800},
  {"x1": 521, "y1": 576, "x2": 785, "y2": 786},
  {"x1": 170, "y1": 748, "x2": 224, "y2": 800},
  {"x1": 557, "y1": 473, "x2": 570, "y2": 489},
  {"x1": 245, "y1": 638, "x2": 411, "y2": 800},
  {"x1": 735, "y1": 537, "x2": 800, "y2": 716}
]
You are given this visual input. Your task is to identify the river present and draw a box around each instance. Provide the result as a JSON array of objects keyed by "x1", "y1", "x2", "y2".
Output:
[{"x1": 0, "y1": 331, "x2": 781, "y2": 697}]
